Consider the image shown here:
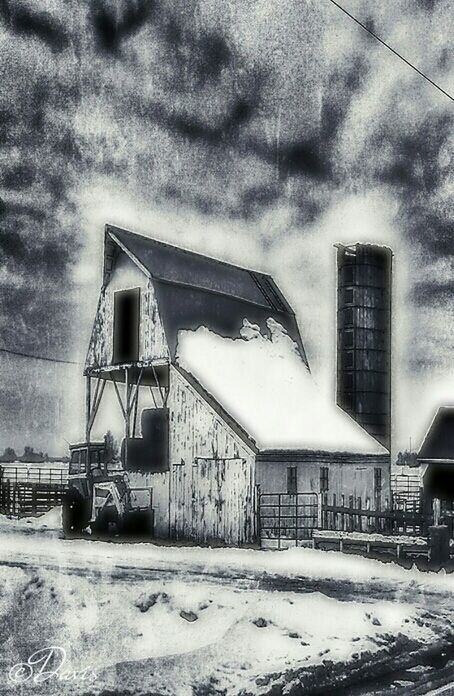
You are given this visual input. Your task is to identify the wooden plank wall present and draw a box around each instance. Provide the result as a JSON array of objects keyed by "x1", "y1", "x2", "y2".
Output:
[
  {"x1": 168, "y1": 457, "x2": 256, "y2": 545},
  {"x1": 85, "y1": 250, "x2": 168, "y2": 371}
]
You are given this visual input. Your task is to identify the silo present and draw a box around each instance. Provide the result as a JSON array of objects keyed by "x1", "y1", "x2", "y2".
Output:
[{"x1": 336, "y1": 243, "x2": 392, "y2": 450}]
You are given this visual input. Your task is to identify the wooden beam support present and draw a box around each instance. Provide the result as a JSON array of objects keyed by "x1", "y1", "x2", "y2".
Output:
[
  {"x1": 125, "y1": 368, "x2": 131, "y2": 439},
  {"x1": 88, "y1": 378, "x2": 106, "y2": 434},
  {"x1": 131, "y1": 367, "x2": 144, "y2": 438},
  {"x1": 149, "y1": 385, "x2": 157, "y2": 408},
  {"x1": 111, "y1": 374, "x2": 126, "y2": 421},
  {"x1": 85, "y1": 376, "x2": 91, "y2": 444},
  {"x1": 151, "y1": 362, "x2": 165, "y2": 407}
]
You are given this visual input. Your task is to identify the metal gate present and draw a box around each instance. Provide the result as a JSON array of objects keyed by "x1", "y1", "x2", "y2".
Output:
[{"x1": 258, "y1": 492, "x2": 319, "y2": 549}]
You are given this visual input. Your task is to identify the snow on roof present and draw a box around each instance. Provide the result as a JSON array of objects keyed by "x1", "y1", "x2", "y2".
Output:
[{"x1": 176, "y1": 320, "x2": 387, "y2": 455}]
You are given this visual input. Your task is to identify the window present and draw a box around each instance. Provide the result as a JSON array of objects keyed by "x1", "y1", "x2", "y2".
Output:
[
  {"x1": 343, "y1": 372, "x2": 354, "y2": 390},
  {"x1": 113, "y1": 288, "x2": 140, "y2": 364},
  {"x1": 320, "y1": 466, "x2": 329, "y2": 492},
  {"x1": 287, "y1": 466, "x2": 297, "y2": 495},
  {"x1": 374, "y1": 468, "x2": 382, "y2": 494},
  {"x1": 374, "y1": 468, "x2": 382, "y2": 510},
  {"x1": 344, "y1": 307, "x2": 354, "y2": 326},
  {"x1": 343, "y1": 351, "x2": 354, "y2": 369},
  {"x1": 344, "y1": 266, "x2": 354, "y2": 284},
  {"x1": 69, "y1": 450, "x2": 80, "y2": 475},
  {"x1": 344, "y1": 288, "x2": 354, "y2": 305},
  {"x1": 344, "y1": 329, "x2": 354, "y2": 348}
]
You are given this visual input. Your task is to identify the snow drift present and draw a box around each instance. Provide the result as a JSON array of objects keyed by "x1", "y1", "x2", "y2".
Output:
[{"x1": 176, "y1": 320, "x2": 386, "y2": 454}]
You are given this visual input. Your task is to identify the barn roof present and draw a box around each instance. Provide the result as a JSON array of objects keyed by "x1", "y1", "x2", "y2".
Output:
[
  {"x1": 418, "y1": 407, "x2": 454, "y2": 460},
  {"x1": 106, "y1": 225, "x2": 307, "y2": 364},
  {"x1": 176, "y1": 324, "x2": 387, "y2": 455}
]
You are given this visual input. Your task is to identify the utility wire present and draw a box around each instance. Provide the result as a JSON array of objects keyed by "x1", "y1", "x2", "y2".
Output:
[
  {"x1": 327, "y1": 0, "x2": 453, "y2": 103},
  {"x1": 0, "y1": 346, "x2": 82, "y2": 365}
]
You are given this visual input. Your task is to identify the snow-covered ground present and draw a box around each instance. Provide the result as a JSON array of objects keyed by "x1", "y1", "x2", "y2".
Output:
[
  {"x1": 0, "y1": 562, "x2": 441, "y2": 696},
  {"x1": 1, "y1": 512, "x2": 454, "y2": 694}
]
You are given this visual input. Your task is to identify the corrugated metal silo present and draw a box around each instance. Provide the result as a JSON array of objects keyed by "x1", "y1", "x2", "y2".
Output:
[{"x1": 336, "y1": 243, "x2": 392, "y2": 450}]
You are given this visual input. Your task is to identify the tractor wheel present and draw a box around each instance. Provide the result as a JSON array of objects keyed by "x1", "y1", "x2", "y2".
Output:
[
  {"x1": 90, "y1": 508, "x2": 118, "y2": 537},
  {"x1": 62, "y1": 492, "x2": 90, "y2": 538}
]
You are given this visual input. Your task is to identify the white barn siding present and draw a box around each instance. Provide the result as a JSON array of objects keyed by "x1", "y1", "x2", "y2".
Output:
[
  {"x1": 151, "y1": 366, "x2": 257, "y2": 544},
  {"x1": 85, "y1": 250, "x2": 168, "y2": 371},
  {"x1": 168, "y1": 458, "x2": 256, "y2": 544},
  {"x1": 256, "y1": 454, "x2": 391, "y2": 511}
]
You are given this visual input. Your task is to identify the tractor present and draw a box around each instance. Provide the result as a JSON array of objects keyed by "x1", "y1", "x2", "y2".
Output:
[{"x1": 63, "y1": 441, "x2": 153, "y2": 537}]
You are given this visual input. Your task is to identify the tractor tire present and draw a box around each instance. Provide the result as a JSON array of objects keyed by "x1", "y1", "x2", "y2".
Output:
[
  {"x1": 90, "y1": 508, "x2": 118, "y2": 537},
  {"x1": 62, "y1": 492, "x2": 90, "y2": 538}
]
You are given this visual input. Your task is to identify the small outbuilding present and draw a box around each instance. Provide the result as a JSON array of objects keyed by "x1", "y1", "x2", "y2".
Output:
[{"x1": 419, "y1": 407, "x2": 454, "y2": 506}]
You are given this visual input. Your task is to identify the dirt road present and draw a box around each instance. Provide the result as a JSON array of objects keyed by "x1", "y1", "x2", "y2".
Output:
[{"x1": 1, "y1": 524, "x2": 454, "y2": 695}]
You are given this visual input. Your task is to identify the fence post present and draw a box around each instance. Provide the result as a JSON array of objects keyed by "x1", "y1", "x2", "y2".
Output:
[
  {"x1": 350, "y1": 496, "x2": 354, "y2": 531},
  {"x1": 428, "y1": 525, "x2": 450, "y2": 569},
  {"x1": 295, "y1": 493, "x2": 298, "y2": 546},
  {"x1": 256, "y1": 486, "x2": 261, "y2": 547},
  {"x1": 277, "y1": 494, "x2": 281, "y2": 551}
]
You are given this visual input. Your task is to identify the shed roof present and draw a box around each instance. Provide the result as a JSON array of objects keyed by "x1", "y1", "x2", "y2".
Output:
[
  {"x1": 106, "y1": 225, "x2": 307, "y2": 363},
  {"x1": 418, "y1": 407, "x2": 454, "y2": 460}
]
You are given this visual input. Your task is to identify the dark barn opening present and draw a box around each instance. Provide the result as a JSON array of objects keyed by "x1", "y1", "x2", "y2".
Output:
[
  {"x1": 113, "y1": 288, "x2": 140, "y2": 364},
  {"x1": 121, "y1": 408, "x2": 169, "y2": 473}
]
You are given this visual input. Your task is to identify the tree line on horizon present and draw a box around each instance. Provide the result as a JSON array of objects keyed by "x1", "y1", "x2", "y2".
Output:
[{"x1": 0, "y1": 432, "x2": 119, "y2": 464}]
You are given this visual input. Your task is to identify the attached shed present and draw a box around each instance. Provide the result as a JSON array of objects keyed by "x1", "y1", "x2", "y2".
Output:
[
  {"x1": 419, "y1": 407, "x2": 454, "y2": 503},
  {"x1": 84, "y1": 224, "x2": 390, "y2": 547}
]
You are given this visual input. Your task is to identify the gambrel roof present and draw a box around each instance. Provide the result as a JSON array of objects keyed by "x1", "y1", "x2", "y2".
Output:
[
  {"x1": 418, "y1": 407, "x2": 454, "y2": 461},
  {"x1": 105, "y1": 224, "x2": 308, "y2": 364}
]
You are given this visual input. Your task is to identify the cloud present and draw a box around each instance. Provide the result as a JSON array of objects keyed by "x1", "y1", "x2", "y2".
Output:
[
  {"x1": 0, "y1": 0, "x2": 453, "y2": 452},
  {"x1": 90, "y1": 0, "x2": 157, "y2": 55},
  {"x1": 0, "y1": 0, "x2": 69, "y2": 52}
]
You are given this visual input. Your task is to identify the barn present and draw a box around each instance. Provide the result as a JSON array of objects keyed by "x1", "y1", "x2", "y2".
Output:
[{"x1": 84, "y1": 224, "x2": 390, "y2": 546}]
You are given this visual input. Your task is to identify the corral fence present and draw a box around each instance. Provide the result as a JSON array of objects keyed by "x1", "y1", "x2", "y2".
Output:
[
  {"x1": 0, "y1": 465, "x2": 68, "y2": 518},
  {"x1": 259, "y1": 489, "x2": 431, "y2": 549},
  {"x1": 258, "y1": 492, "x2": 319, "y2": 549},
  {"x1": 391, "y1": 472, "x2": 422, "y2": 506},
  {"x1": 320, "y1": 494, "x2": 429, "y2": 537},
  {"x1": 0, "y1": 465, "x2": 68, "y2": 486}
]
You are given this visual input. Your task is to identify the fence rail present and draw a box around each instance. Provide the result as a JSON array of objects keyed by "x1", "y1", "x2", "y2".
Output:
[
  {"x1": 0, "y1": 479, "x2": 67, "y2": 518},
  {"x1": 321, "y1": 498, "x2": 428, "y2": 536},
  {"x1": 0, "y1": 465, "x2": 68, "y2": 486}
]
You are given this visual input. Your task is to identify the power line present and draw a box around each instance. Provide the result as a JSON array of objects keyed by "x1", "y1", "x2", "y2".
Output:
[
  {"x1": 327, "y1": 0, "x2": 453, "y2": 103},
  {"x1": 0, "y1": 346, "x2": 82, "y2": 365}
]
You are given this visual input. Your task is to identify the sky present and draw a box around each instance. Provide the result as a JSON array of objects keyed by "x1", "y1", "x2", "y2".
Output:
[{"x1": 0, "y1": 0, "x2": 453, "y2": 456}]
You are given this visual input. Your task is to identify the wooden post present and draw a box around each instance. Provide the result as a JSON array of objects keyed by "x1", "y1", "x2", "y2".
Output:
[
  {"x1": 124, "y1": 368, "x2": 130, "y2": 469},
  {"x1": 125, "y1": 368, "x2": 130, "y2": 438},
  {"x1": 85, "y1": 375, "x2": 91, "y2": 444}
]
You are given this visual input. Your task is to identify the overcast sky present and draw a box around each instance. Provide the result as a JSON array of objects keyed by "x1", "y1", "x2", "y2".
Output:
[{"x1": 0, "y1": 0, "x2": 453, "y2": 455}]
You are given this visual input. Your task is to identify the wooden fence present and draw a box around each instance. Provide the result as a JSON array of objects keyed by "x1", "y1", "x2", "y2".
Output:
[
  {"x1": 320, "y1": 494, "x2": 428, "y2": 536},
  {"x1": 0, "y1": 480, "x2": 67, "y2": 517},
  {"x1": 0, "y1": 465, "x2": 68, "y2": 486}
]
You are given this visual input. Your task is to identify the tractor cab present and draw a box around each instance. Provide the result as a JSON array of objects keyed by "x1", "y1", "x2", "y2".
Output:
[
  {"x1": 65, "y1": 441, "x2": 122, "y2": 535},
  {"x1": 69, "y1": 442, "x2": 107, "y2": 481}
]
